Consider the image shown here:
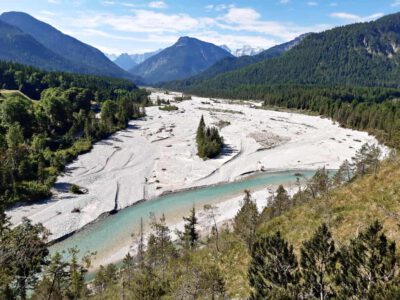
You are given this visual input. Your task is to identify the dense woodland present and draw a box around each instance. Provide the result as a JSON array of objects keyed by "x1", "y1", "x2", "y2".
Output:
[{"x1": 0, "y1": 61, "x2": 149, "y2": 206}]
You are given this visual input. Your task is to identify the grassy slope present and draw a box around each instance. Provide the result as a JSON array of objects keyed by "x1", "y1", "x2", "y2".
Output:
[
  {"x1": 198, "y1": 155, "x2": 400, "y2": 298},
  {"x1": 258, "y1": 156, "x2": 400, "y2": 252},
  {"x1": 0, "y1": 89, "x2": 34, "y2": 101}
]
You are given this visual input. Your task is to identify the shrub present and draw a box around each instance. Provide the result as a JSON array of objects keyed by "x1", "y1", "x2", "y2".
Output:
[
  {"x1": 70, "y1": 184, "x2": 84, "y2": 194},
  {"x1": 159, "y1": 105, "x2": 179, "y2": 111}
]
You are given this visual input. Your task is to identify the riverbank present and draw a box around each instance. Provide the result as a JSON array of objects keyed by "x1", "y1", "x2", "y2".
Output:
[
  {"x1": 50, "y1": 170, "x2": 314, "y2": 269},
  {"x1": 7, "y1": 91, "x2": 381, "y2": 243}
]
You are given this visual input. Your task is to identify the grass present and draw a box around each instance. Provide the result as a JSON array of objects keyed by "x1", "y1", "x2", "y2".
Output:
[
  {"x1": 188, "y1": 155, "x2": 400, "y2": 298},
  {"x1": 0, "y1": 89, "x2": 35, "y2": 102},
  {"x1": 258, "y1": 155, "x2": 400, "y2": 254}
]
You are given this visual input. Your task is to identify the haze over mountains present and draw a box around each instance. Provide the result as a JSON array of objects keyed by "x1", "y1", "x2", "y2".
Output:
[
  {"x1": 129, "y1": 36, "x2": 234, "y2": 84},
  {"x1": 112, "y1": 49, "x2": 163, "y2": 71}
]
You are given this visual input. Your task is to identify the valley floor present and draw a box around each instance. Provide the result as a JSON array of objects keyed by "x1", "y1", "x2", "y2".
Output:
[{"x1": 7, "y1": 91, "x2": 380, "y2": 244}]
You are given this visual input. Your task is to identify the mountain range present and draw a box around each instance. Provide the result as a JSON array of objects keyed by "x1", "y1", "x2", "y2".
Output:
[
  {"x1": 112, "y1": 49, "x2": 163, "y2": 71},
  {"x1": 163, "y1": 34, "x2": 309, "y2": 89},
  {"x1": 129, "y1": 37, "x2": 234, "y2": 84},
  {"x1": 220, "y1": 45, "x2": 265, "y2": 57},
  {"x1": 164, "y1": 13, "x2": 400, "y2": 92},
  {"x1": 0, "y1": 12, "x2": 135, "y2": 81}
]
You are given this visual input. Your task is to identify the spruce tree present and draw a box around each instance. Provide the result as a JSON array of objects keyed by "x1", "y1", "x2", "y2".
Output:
[
  {"x1": 267, "y1": 185, "x2": 291, "y2": 219},
  {"x1": 307, "y1": 167, "x2": 330, "y2": 199},
  {"x1": 233, "y1": 190, "x2": 259, "y2": 251},
  {"x1": 196, "y1": 115, "x2": 205, "y2": 144},
  {"x1": 248, "y1": 232, "x2": 300, "y2": 299},
  {"x1": 300, "y1": 223, "x2": 337, "y2": 300},
  {"x1": 337, "y1": 221, "x2": 398, "y2": 298},
  {"x1": 182, "y1": 206, "x2": 199, "y2": 250}
]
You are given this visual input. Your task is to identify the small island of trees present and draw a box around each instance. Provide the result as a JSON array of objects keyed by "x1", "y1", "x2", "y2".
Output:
[{"x1": 196, "y1": 115, "x2": 223, "y2": 159}]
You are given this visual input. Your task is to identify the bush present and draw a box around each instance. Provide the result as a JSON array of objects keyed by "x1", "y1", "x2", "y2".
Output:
[
  {"x1": 10, "y1": 181, "x2": 52, "y2": 204},
  {"x1": 159, "y1": 105, "x2": 179, "y2": 111},
  {"x1": 70, "y1": 184, "x2": 84, "y2": 194}
]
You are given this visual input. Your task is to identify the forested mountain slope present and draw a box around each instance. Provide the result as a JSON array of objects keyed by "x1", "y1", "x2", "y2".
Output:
[
  {"x1": 130, "y1": 36, "x2": 233, "y2": 84},
  {"x1": 163, "y1": 34, "x2": 309, "y2": 89},
  {"x1": 172, "y1": 13, "x2": 400, "y2": 92},
  {"x1": 0, "y1": 12, "x2": 135, "y2": 81},
  {"x1": 0, "y1": 19, "x2": 73, "y2": 72}
]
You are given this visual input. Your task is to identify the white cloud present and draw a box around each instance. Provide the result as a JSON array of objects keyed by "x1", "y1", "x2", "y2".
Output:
[
  {"x1": 330, "y1": 12, "x2": 384, "y2": 23},
  {"x1": 101, "y1": 1, "x2": 115, "y2": 6},
  {"x1": 307, "y1": 1, "x2": 318, "y2": 6},
  {"x1": 223, "y1": 8, "x2": 261, "y2": 23},
  {"x1": 206, "y1": 4, "x2": 235, "y2": 11},
  {"x1": 40, "y1": 10, "x2": 57, "y2": 16},
  {"x1": 148, "y1": 1, "x2": 167, "y2": 9},
  {"x1": 40, "y1": 4, "x2": 335, "y2": 53},
  {"x1": 70, "y1": 10, "x2": 212, "y2": 34},
  {"x1": 192, "y1": 30, "x2": 279, "y2": 50},
  {"x1": 391, "y1": 0, "x2": 400, "y2": 7},
  {"x1": 280, "y1": 0, "x2": 290, "y2": 4},
  {"x1": 219, "y1": 7, "x2": 327, "y2": 41},
  {"x1": 48, "y1": 0, "x2": 61, "y2": 3},
  {"x1": 329, "y1": 2, "x2": 338, "y2": 7}
]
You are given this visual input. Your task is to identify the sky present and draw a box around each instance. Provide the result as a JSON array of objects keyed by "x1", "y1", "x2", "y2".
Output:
[{"x1": 1, "y1": 0, "x2": 400, "y2": 55}]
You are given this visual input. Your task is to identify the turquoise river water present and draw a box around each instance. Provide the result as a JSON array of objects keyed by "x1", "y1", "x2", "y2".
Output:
[{"x1": 50, "y1": 170, "x2": 318, "y2": 266}]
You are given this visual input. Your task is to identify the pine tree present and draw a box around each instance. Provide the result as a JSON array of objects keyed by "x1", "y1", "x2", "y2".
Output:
[
  {"x1": 196, "y1": 115, "x2": 206, "y2": 144},
  {"x1": 300, "y1": 223, "x2": 337, "y2": 300},
  {"x1": 248, "y1": 232, "x2": 300, "y2": 299},
  {"x1": 182, "y1": 206, "x2": 199, "y2": 250},
  {"x1": 35, "y1": 252, "x2": 69, "y2": 300},
  {"x1": 267, "y1": 185, "x2": 291, "y2": 219},
  {"x1": 148, "y1": 214, "x2": 175, "y2": 274},
  {"x1": 196, "y1": 115, "x2": 223, "y2": 159},
  {"x1": 67, "y1": 247, "x2": 90, "y2": 299},
  {"x1": 337, "y1": 221, "x2": 398, "y2": 298},
  {"x1": 353, "y1": 143, "x2": 381, "y2": 176},
  {"x1": 307, "y1": 167, "x2": 330, "y2": 199},
  {"x1": 332, "y1": 159, "x2": 352, "y2": 186},
  {"x1": 233, "y1": 190, "x2": 259, "y2": 251}
]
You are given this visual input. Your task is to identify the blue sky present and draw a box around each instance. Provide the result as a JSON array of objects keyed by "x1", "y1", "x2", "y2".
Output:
[{"x1": 1, "y1": 0, "x2": 399, "y2": 55}]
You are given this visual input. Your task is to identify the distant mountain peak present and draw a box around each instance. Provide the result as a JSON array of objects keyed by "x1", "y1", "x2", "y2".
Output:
[
  {"x1": 0, "y1": 11, "x2": 134, "y2": 81},
  {"x1": 219, "y1": 45, "x2": 232, "y2": 53},
  {"x1": 130, "y1": 37, "x2": 233, "y2": 84}
]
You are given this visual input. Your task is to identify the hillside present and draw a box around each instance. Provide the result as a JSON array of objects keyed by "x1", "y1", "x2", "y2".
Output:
[
  {"x1": 130, "y1": 36, "x2": 233, "y2": 84},
  {"x1": 0, "y1": 19, "x2": 73, "y2": 72},
  {"x1": 163, "y1": 34, "x2": 308, "y2": 89},
  {"x1": 0, "y1": 12, "x2": 135, "y2": 81},
  {"x1": 258, "y1": 156, "x2": 400, "y2": 252},
  {"x1": 173, "y1": 13, "x2": 400, "y2": 93},
  {"x1": 197, "y1": 153, "x2": 400, "y2": 298}
]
